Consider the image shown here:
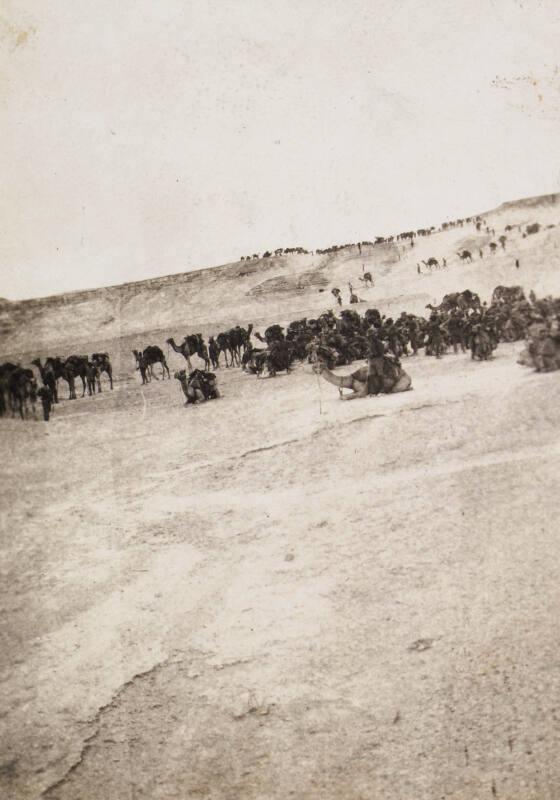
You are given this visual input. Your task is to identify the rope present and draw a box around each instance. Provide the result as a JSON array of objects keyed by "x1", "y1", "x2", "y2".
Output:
[{"x1": 315, "y1": 367, "x2": 323, "y2": 415}]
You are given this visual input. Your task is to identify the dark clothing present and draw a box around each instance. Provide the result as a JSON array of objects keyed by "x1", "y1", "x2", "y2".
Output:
[
  {"x1": 367, "y1": 359, "x2": 384, "y2": 395},
  {"x1": 367, "y1": 331, "x2": 385, "y2": 394},
  {"x1": 366, "y1": 331, "x2": 385, "y2": 359},
  {"x1": 37, "y1": 386, "x2": 52, "y2": 421}
]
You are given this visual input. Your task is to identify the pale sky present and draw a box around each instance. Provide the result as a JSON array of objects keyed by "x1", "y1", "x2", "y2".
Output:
[{"x1": 1, "y1": 0, "x2": 560, "y2": 300}]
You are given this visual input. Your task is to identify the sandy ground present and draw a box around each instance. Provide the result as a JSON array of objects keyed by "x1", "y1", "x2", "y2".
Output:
[{"x1": 1, "y1": 343, "x2": 560, "y2": 799}]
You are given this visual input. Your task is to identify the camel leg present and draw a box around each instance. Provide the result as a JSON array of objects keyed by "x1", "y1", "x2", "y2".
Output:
[
  {"x1": 338, "y1": 375, "x2": 357, "y2": 389},
  {"x1": 341, "y1": 380, "x2": 368, "y2": 400},
  {"x1": 387, "y1": 374, "x2": 413, "y2": 393}
]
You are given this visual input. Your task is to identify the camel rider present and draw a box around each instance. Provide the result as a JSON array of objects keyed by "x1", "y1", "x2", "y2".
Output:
[{"x1": 366, "y1": 326, "x2": 385, "y2": 395}]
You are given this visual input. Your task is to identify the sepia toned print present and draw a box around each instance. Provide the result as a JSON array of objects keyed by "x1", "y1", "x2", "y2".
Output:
[{"x1": 1, "y1": 2, "x2": 560, "y2": 798}]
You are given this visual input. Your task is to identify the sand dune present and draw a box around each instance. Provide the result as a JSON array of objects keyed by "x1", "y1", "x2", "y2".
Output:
[{"x1": 1, "y1": 192, "x2": 559, "y2": 358}]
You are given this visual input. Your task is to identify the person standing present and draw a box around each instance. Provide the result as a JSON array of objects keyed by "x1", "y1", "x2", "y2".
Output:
[
  {"x1": 366, "y1": 326, "x2": 386, "y2": 395},
  {"x1": 37, "y1": 385, "x2": 53, "y2": 421}
]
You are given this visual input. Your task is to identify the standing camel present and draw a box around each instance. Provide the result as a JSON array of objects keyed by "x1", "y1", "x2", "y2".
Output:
[
  {"x1": 45, "y1": 357, "x2": 77, "y2": 400},
  {"x1": 168, "y1": 335, "x2": 211, "y2": 371},
  {"x1": 133, "y1": 347, "x2": 170, "y2": 380},
  {"x1": 8, "y1": 367, "x2": 37, "y2": 419},
  {"x1": 91, "y1": 353, "x2": 114, "y2": 390},
  {"x1": 216, "y1": 332, "x2": 236, "y2": 367},
  {"x1": 65, "y1": 355, "x2": 92, "y2": 397},
  {"x1": 456, "y1": 250, "x2": 473, "y2": 263},
  {"x1": 167, "y1": 337, "x2": 195, "y2": 370}
]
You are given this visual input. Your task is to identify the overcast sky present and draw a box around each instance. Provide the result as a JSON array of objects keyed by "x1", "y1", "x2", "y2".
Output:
[{"x1": 1, "y1": 0, "x2": 560, "y2": 300}]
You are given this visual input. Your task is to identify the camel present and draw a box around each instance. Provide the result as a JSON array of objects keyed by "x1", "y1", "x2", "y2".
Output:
[
  {"x1": 242, "y1": 345, "x2": 268, "y2": 376},
  {"x1": 0, "y1": 362, "x2": 18, "y2": 417},
  {"x1": 133, "y1": 347, "x2": 170, "y2": 380},
  {"x1": 45, "y1": 357, "x2": 77, "y2": 399},
  {"x1": 216, "y1": 331, "x2": 236, "y2": 367},
  {"x1": 91, "y1": 353, "x2": 113, "y2": 390},
  {"x1": 227, "y1": 325, "x2": 253, "y2": 363},
  {"x1": 456, "y1": 250, "x2": 473, "y2": 262},
  {"x1": 7, "y1": 367, "x2": 37, "y2": 419},
  {"x1": 426, "y1": 290, "x2": 481, "y2": 314},
  {"x1": 174, "y1": 369, "x2": 219, "y2": 404},
  {"x1": 491, "y1": 285, "x2": 525, "y2": 305},
  {"x1": 314, "y1": 358, "x2": 412, "y2": 400},
  {"x1": 266, "y1": 340, "x2": 294, "y2": 376},
  {"x1": 65, "y1": 355, "x2": 92, "y2": 397},
  {"x1": 31, "y1": 358, "x2": 59, "y2": 403},
  {"x1": 166, "y1": 336, "x2": 205, "y2": 371},
  {"x1": 422, "y1": 258, "x2": 439, "y2": 269}
]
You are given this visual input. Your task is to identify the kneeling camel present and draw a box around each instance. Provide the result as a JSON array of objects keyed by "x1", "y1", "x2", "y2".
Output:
[{"x1": 315, "y1": 359, "x2": 412, "y2": 400}]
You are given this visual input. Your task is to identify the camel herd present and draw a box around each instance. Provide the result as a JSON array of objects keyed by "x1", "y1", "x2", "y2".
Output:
[
  {"x1": 417, "y1": 236, "x2": 509, "y2": 274},
  {"x1": 238, "y1": 213, "x2": 487, "y2": 264},
  {"x1": 132, "y1": 325, "x2": 255, "y2": 386},
  {"x1": 417, "y1": 219, "x2": 556, "y2": 276},
  {"x1": 134, "y1": 284, "x2": 559, "y2": 398},
  {"x1": 2, "y1": 282, "x2": 559, "y2": 421},
  {"x1": 0, "y1": 353, "x2": 113, "y2": 422}
]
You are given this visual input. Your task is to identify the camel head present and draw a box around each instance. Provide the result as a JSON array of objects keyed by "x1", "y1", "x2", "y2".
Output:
[{"x1": 174, "y1": 369, "x2": 187, "y2": 383}]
